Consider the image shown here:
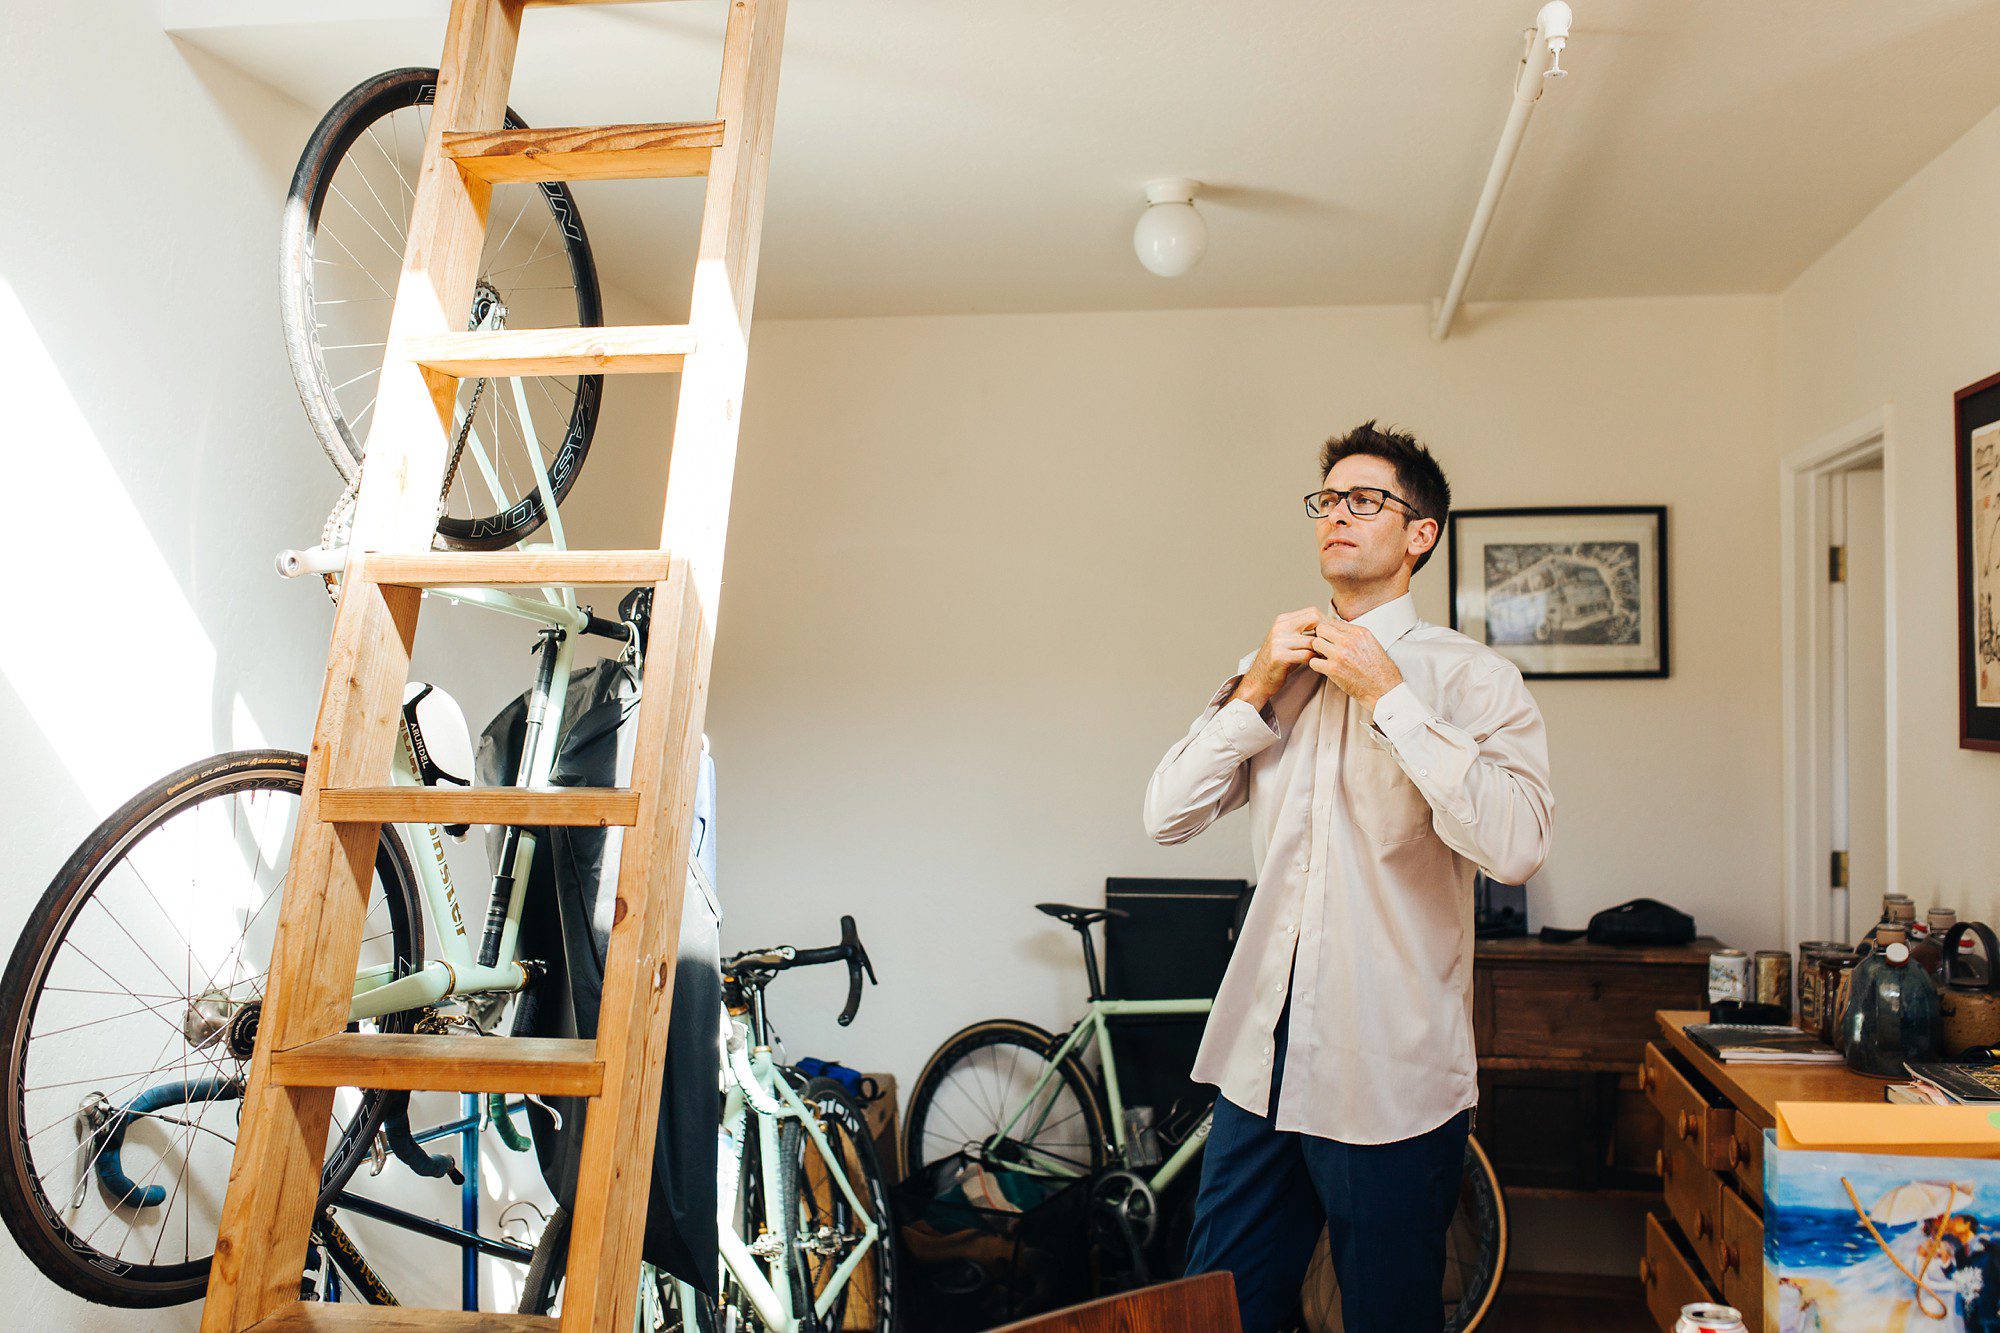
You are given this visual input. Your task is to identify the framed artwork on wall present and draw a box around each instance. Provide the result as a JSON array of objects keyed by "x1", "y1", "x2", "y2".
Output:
[
  {"x1": 1447, "y1": 505, "x2": 1669, "y2": 680},
  {"x1": 1955, "y1": 371, "x2": 2000, "y2": 750}
]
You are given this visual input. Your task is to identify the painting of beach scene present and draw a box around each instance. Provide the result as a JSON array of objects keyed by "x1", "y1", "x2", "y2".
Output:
[{"x1": 1767, "y1": 1141, "x2": 2000, "y2": 1331}]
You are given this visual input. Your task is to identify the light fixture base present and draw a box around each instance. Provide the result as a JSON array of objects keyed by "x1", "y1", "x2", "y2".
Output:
[{"x1": 1143, "y1": 177, "x2": 1201, "y2": 207}]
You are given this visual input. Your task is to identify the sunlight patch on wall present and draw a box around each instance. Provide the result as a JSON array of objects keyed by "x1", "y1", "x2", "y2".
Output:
[{"x1": 0, "y1": 276, "x2": 266, "y2": 813}]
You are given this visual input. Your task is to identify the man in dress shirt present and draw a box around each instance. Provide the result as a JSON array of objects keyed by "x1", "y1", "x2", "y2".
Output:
[{"x1": 1144, "y1": 421, "x2": 1553, "y2": 1332}]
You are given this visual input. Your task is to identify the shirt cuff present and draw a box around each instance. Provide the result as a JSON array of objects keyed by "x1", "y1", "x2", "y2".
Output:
[
  {"x1": 1369, "y1": 682, "x2": 1432, "y2": 744},
  {"x1": 1198, "y1": 671, "x2": 1282, "y2": 752}
]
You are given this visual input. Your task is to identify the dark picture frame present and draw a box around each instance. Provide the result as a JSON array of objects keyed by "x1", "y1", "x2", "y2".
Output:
[
  {"x1": 1955, "y1": 371, "x2": 2000, "y2": 751},
  {"x1": 1447, "y1": 505, "x2": 1669, "y2": 680}
]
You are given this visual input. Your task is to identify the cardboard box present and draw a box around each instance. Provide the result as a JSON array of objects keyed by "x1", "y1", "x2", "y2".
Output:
[{"x1": 863, "y1": 1072, "x2": 900, "y2": 1186}]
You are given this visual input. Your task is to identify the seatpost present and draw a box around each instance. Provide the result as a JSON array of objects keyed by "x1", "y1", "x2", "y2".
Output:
[
  {"x1": 1079, "y1": 923, "x2": 1106, "y2": 1002},
  {"x1": 479, "y1": 628, "x2": 565, "y2": 969}
]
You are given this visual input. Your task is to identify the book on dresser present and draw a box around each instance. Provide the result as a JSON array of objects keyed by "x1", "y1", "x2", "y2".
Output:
[
  {"x1": 1902, "y1": 1060, "x2": 2000, "y2": 1103},
  {"x1": 1681, "y1": 1023, "x2": 1844, "y2": 1064}
]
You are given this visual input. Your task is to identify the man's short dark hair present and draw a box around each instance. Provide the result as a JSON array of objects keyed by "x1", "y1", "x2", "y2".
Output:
[{"x1": 1318, "y1": 420, "x2": 1451, "y2": 573}]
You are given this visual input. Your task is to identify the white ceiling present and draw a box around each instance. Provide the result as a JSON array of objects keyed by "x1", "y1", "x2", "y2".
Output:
[{"x1": 169, "y1": 0, "x2": 2000, "y2": 321}]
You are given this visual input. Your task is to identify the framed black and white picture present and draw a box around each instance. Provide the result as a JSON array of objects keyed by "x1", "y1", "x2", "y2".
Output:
[
  {"x1": 1447, "y1": 506, "x2": 1669, "y2": 680},
  {"x1": 1955, "y1": 371, "x2": 2000, "y2": 750}
]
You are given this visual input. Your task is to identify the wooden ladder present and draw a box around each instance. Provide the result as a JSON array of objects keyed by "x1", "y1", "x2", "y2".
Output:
[{"x1": 199, "y1": 0, "x2": 785, "y2": 1328}]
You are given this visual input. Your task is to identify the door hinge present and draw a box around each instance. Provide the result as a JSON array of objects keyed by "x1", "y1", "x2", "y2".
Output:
[
  {"x1": 1829, "y1": 545, "x2": 1847, "y2": 583},
  {"x1": 1830, "y1": 849, "x2": 1850, "y2": 890}
]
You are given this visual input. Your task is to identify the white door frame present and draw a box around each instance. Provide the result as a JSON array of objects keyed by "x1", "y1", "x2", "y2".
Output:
[{"x1": 1779, "y1": 406, "x2": 1894, "y2": 949}]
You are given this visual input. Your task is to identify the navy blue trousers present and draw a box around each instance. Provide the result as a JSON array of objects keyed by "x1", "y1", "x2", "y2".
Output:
[{"x1": 1183, "y1": 1007, "x2": 1471, "y2": 1333}]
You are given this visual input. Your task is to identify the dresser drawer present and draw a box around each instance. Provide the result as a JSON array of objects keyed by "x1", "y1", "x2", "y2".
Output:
[
  {"x1": 1643, "y1": 1212, "x2": 1719, "y2": 1332},
  {"x1": 1659, "y1": 1134, "x2": 1722, "y2": 1283},
  {"x1": 1643, "y1": 1042, "x2": 1733, "y2": 1171},
  {"x1": 1716, "y1": 1182, "x2": 1763, "y2": 1331},
  {"x1": 1486, "y1": 967, "x2": 1702, "y2": 1064},
  {"x1": 1722, "y1": 1113, "x2": 1765, "y2": 1206}
]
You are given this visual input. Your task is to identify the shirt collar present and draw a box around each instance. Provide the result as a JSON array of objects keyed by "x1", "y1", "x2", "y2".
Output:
[{"x1": 1331, "y1": 591, "x2": 1419, "y2": 646}]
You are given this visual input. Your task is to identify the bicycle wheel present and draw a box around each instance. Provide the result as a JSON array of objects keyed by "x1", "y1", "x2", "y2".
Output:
[
  {"x1": 902, "y1": 1019, "x2": 1107, "y2": 1179},
  {"x1": 791, "y1": 1078, "x2": 898, "y2": 1332},
  {"x1": 1294, "y1": 1134, "x2": 1508, "y2": 1332},
  {"x1": 281, "y1": 66, "x2": 604, "y2": 550},
  {"x1": 0, "y1": 750, "x2": 424, "y2": 1307},
  {"x1": 518, "y1": 1204, "x2": 698, "y2": 1328}
]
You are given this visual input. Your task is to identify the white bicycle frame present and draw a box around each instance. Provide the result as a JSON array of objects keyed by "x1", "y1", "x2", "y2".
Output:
[{"x1": 706, "y1": 1021, "x2": 883, "y2": 1331}]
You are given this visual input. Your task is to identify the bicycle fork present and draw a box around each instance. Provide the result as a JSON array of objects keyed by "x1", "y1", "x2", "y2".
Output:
[{"x1": 719, "y1": 1034, "x2": 881, "y2": 1332}]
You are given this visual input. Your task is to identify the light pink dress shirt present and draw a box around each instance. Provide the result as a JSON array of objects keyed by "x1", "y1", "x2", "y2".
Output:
[{"x1": 1143, "y1": 593, "x2": 1553, "y2": 1144}]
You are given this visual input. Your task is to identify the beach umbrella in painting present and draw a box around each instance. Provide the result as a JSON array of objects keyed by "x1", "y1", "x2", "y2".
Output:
[{"x1": 1868, "y1": 1181, "x2": 1975, "y2": 1225}]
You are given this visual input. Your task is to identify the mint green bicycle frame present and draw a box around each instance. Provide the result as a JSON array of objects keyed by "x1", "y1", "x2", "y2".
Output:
[
  {"x1": 993, "y1": 997, "x2": 1216, "y2": 1194},
  {"x1": 323, "y1": 576, "x2": 600, "y2": 1025},
  {"x1": 712, "y1": 1027, "x2": 883, "y2": 1330}
]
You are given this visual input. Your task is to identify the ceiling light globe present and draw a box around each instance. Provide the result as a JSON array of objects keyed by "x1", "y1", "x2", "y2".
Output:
[{"x1": 1134, "y1": 178, "x2": 1207, "y2": 278}]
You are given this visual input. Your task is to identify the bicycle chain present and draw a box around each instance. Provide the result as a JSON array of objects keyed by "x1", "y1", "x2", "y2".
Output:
[{"x1": 315, "y1": 378, "x2": 486, "y2": 605}]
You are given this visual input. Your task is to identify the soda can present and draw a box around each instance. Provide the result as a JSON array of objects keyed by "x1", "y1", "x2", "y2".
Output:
[
  {"x1": 1676, "y1": 1303, "x2": 1746, "y2": 1333},
  {"x1": 1754, "y1": 949, "x2": 1793, "y2": 1013},
  {"x1": 1708, "y1": 949, "x2": 1752, "y2": 1005}
]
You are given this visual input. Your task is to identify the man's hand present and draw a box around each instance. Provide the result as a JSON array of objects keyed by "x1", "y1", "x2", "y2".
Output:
[
  {"x1": 1232, "y1": 608, "x2": 1325, "y2": 710},
  {"x1": 1309, "y1": 618, "x2": 1404, "y2": 706}
]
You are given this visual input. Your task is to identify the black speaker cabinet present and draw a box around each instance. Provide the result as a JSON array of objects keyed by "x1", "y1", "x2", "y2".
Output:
[{"x1": 1101, "y1": 878, "x2": 1249, "y2": 1126}]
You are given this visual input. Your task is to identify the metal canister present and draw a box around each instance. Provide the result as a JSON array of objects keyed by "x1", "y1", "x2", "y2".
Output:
[
  {"x1": 1826, "y1": 948, "x2": 1864, "y2": 1048},
  {"x1": 1753, "y1": 950, "x2": 1793, "y2": 1015},
  {"x1": 1797, "y1": 941, "x2": 1843, "y2": 1038},
  {"x1": 1676, "y1": 1303, "x2": 1746, "y2": 1333},
  {"x1": 1707, "y1": 948, "x2": 1752, "y2": 1005}
]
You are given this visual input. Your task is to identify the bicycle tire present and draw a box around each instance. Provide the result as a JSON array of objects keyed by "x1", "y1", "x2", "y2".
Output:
[
  {"x1": 1293, "y1": 1133, "x2": 1508, "y2": 1332},
  {"x1": 902, "y1": 1019, "x2": 1108, "y2": 1179},
  {"x1": 280, "y1": 66, "x2": 604, "y2": 549},
  {"x1": 518, "y1": 1204, "x2": 706, "y2": 1327},
  {"x1": 0, "y1": 750, "x2": 423, "y2": 1307},
  {"x1": 517, "y1": 1202, "x2": 570, "y2": 1316},
  {"x1": 793, "y1": 1077, "x2": 899, "y2": 1332}
]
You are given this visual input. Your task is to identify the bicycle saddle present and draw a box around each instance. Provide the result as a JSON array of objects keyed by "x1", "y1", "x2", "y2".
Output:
[{"x1": 1035, "y1": 902, "x2": 1129, "y2": 929}]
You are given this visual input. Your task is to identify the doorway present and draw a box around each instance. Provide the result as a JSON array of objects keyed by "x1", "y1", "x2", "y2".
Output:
[{"x1": 1781, "y1": 410, "x2": 1892, "y2": 948}]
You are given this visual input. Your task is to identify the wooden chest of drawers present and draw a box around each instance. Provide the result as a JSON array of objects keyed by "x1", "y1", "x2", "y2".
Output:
[
  {"x1": 1473, "y1": 938, "x2": 1715, "y2": 1193},
  {"x1": 1640, "y1": 1011, "x2": 1885, "y2": 1332}
]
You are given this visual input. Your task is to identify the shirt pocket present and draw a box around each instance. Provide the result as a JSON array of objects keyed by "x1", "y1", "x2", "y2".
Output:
[{"x1": 1345, "y1": 732, "x2": 1434, "y2": 846}]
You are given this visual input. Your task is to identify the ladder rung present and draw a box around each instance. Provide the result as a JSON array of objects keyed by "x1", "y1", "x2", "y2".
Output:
[
  {"x1": 403, "y1": 325, "x2": 696, "y2": 377},
  {"x1": 269, "y1": 1034, "x2": 603, "y2": 1097},
  {"x1": 249, "y1": 1308, "x2": 556, "y2": 1333},
  {"x1": 320, "y1": 787, "x2": 640, "y2": 827},
  {"x1": 360, "y1": 550, "x2": 674, "y2": 586},
  {"x1": 444, "y1": 121, "x2": 725, "y2": 183}
]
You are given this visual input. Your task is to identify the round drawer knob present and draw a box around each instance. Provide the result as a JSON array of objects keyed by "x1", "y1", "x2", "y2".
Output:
[
  {"x1": 1679, "y1": 1110, "x2": 1699, "y2": 1140},
  {"x1": 1721, "y1": 1241, "x2": 1740, "y2": 1273},
  {"x1": 1696, "y1": 1212, "x2": 1713, "y2": 1240},
  {"x1": 1639, "y1": 1256, "x2": 1655, "y2": 1287}
]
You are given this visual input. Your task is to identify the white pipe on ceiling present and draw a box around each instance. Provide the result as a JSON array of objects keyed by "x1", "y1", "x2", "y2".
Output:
[{"x1": 1430, "y1": 1, "x2": 1574, "y2": 342}]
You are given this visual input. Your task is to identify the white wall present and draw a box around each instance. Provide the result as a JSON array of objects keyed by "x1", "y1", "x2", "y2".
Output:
[
  {"x1": 0, "y1": 10, "x2": 330, "y2": 1325},
  {"x1": 708, "y1": 296, "x2": 1785, "y2": 1091},
  {"x1": 1779, "y1": 100, "x2": 2000, "y2": 930}
]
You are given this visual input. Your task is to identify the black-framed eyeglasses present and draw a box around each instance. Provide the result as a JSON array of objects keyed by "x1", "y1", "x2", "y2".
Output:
[{"x1": 1303, "y1": 486, "x2": 1422, "y2": 520}]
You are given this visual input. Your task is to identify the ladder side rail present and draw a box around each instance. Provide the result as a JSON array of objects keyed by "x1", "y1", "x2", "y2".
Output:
[
  {"x1": 555, "y1": 0, "x2": 788, "y2": 1324},
  {"x1": 199, "y1": 2, "x2": 525, "y2": 1327}
]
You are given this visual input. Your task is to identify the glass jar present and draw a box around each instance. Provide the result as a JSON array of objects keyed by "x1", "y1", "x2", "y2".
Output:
[{"x1": 1839, "y1": 941, "x2": 1944, "y2": 1077}]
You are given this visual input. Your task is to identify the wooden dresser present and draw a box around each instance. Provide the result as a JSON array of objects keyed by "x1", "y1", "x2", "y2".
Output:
[
  {"x1": 1473, "y1": 938, "x2": 1719, "y2": 1194},
  {"x1": 1639, "y1": 1010, "x2": 1884, "y2": 1332}
]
